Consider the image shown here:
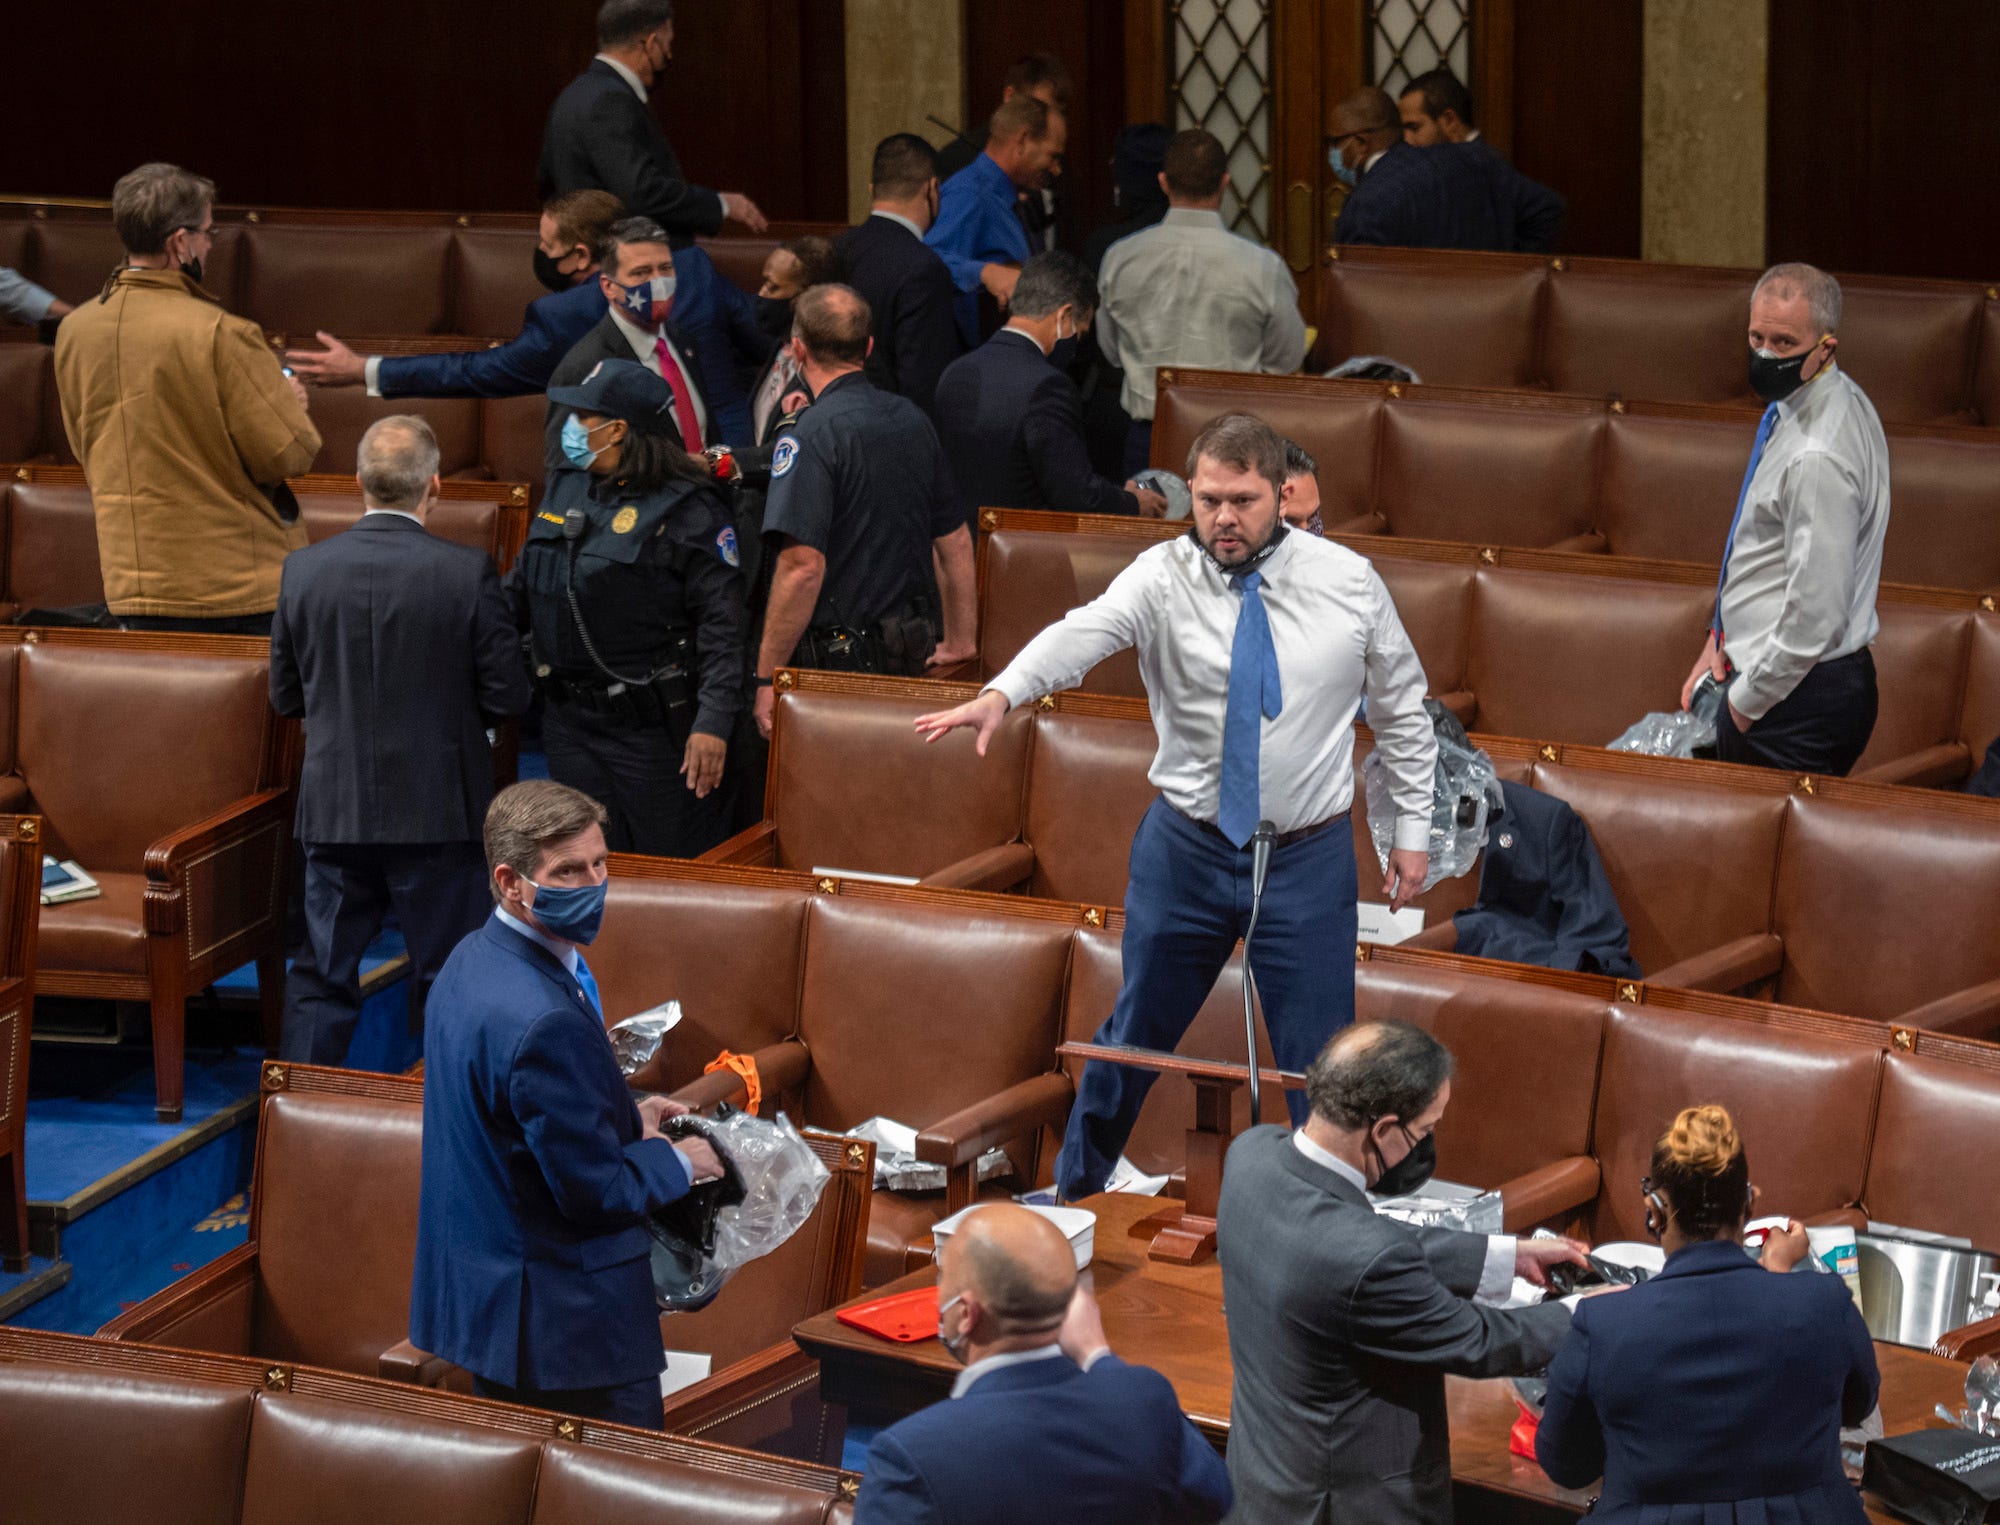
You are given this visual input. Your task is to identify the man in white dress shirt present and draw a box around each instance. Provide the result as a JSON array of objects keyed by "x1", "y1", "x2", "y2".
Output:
[
  {"x1": 915, "y1": 412, "x2": 1436, "y2": 1200},
  {"x1": 1680, "y1": 263, "x2": 1890, "y2": 776},
  {"x1": 1096, "y1": 130, "x2": 1309, "y2": 477}
]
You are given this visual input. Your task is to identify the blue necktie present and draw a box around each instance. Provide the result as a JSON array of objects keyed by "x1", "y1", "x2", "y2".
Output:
[
  {"x1": 574, "y1": 955, "x2": 604, "y2": 1020},
  {"x1": 1711, "y1": 404, "x2": 1781, "y2": 641},
  {"x1": 1218, "y1": 569, "x2": 1283, "y2": 849}
]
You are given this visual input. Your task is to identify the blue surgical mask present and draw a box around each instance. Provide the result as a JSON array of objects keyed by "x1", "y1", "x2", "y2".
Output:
[
  {"x1": 615, "y1": 273, "x2": 677, "y2": 328},
  {"x1": 526, "y1": 877, "x2": 608, "y2": 944},
  {"x1": 1329, "y1": 145, "x2": 1358, "y2": 188},
  {"x1": 561, "y1": 414, "x2": 612, "y2": 470}
]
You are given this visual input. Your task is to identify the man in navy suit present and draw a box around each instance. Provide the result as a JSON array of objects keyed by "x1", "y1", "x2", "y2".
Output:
[
  {"x1": 1397, "y1": 69, "x2": 1565, "y2": 253},
  {"x1": 410, "y1": 778, "x2": 725, "y2": 1430},
  {"x1": 285, "y1": 191, "x2": 624, "y2": 401},
  {"x1": 269, "y1": 417, "x2": 530, "y2": 1065},
  {"x1": 536, "y1": 0, "x2": 765, "y2": 244},
  {"x1": 835, "y1": 134, "x2": 963, "y2": 417},
  {"x1": 931, "y1": 252, "x2": 1165, "y2": 525},
  {"x1": 856, "y1": 1204, "x2": 1230, "y2": 1525}
]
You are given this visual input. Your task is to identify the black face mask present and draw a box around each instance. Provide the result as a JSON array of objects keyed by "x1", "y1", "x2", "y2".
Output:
[
  {"x1": 754, "y1": 295, "x2": 795, "y2": 341},
  {"x1": 1371, "y1": 1123, "x2": 1438, "y2": 1196},
  {"x1": 179, "y1": 257, "x2": 204, "y2": 286},
  {"x1": 1748, "y1": 344, "x2": 1816, "y2": 402},
  {"x1": 534, "y1": 247, "x2": 579, "y2": 295}
]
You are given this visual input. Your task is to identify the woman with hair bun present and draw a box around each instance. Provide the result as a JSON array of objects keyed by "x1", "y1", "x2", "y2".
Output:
[{"x1": 1534, "y1": 1104, "x2": 1879, "y2": 1522}]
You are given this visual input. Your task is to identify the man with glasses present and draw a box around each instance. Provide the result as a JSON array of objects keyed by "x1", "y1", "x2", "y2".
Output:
[
  {"x1": 1217, "y1": 1020, "x2": 1589, "y2": 1524},
  {"x1": 54, "y1": 162, "x2": 319, "y2": 634}
]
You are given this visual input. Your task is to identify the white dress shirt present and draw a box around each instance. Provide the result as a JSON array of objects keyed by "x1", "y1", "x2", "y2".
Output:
[
  {"x1": 986, "y1": 529, "x2": 1436, "y2": 846},
  {"x1": 1095, "y1": 207, "x2": 1309, "y2": 421},
  {"x1": 1291, "y1": 1130, "x2": 1516, "y2": 1301},
  {"x1": 0, "y1": 267, "x2": 59, "y2": 325},
  {"x1": 870, "y1": 208, "x2": 927, "y2": 241},
  {"x1": 1717, "y1": 362, "x2": 1890, "y2": 722},
  {"x1": 595, "y1": 51, "x2": 648, "y2": 102},
  {"x1": 949, "y1": 1344, "x2": 1108, "y2": 1399},
  {"x1": 608, "y1": 303, "x2": 711, "y2": 444}
]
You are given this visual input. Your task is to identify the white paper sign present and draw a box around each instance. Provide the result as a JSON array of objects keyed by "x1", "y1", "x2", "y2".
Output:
[
  {"x1": 1356, "y1": 903, "x2": 1426, "y2": 945},
  {"x1": 658, "y1": 1350, "x2": 713, "y2": 1399}
]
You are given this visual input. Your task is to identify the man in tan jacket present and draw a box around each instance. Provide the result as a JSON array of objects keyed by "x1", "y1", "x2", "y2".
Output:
[{"x1": 55, "y1": 162, "x2": 320, "y2": 632}]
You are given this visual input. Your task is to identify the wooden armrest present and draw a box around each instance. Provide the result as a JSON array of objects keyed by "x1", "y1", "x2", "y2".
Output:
[
  {"x1": 1898, "y1": 974, "x2": 2000, "y2": 1040},
  {"x1": 1646, "y1": 933, "x2": 1783, "y2": 995},
  {"x1": 700, "y1": 821, "x2": 779, "y2": 867},
  {"x1": 379, "y1": 1339, "x2": 460, "y2": 1386},
  {"x1": 926, "y1": 659, "x2": 979, "y2": 683},
  {"x1": 916, "y1": 1071, "x2": 1076, "y2": 1170},
  {"x1": 1433, "y1": 690, "x2": 1477, "y2": 728},
  {"x1": 662, "y1": 1341, "x2": 844, "y2": 1467},
  {"x1": 919, "y1": 842, "x2": 1036, "y2": 893},
  {"x1": 1853, "y1": 742, "x2": 1972, "y2": 791},
  {"x1": 1498, "y1": 1156, "x2": 1600, "y2": 1234},
  {"x1": 1399, "y1": 922, "x2": 1458, "y2": 953},
  {"x1": 97, "y1": 1240, "x2": 257, "y2": 1344},
  {"x1": 1934, "y1": 1312, "x2": 2000, "y2": 1362},
  {"x1": 141, "y1": 789, "x2": 292, "y2": 938},
  {"x1": 1543, "y1": 532, "x2": 1608, "y2": 554},
  {"x1": 665, "y1": 1040, "x2": 811, "y2": 1112}
]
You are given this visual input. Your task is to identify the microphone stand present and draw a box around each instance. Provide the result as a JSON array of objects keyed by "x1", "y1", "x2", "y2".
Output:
[{"x1": 1243, "y1": 821, "x2": 1276, "y2": 1126}]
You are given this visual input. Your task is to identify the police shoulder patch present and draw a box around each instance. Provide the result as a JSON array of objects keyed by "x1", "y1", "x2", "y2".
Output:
[
  {"x1": 716, "y1": 526, "x2": 740, "y2": 567},
  {"x1": 611, "y1": 505, "x2": 639, "y2": 534},
  {"x1": 771, "y1": 436, "x2": 799, "y2": 478}
]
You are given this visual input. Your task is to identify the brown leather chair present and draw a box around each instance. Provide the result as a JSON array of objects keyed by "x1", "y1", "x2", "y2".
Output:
[
  {"x1": 0, "y1": 814, "x2": 40, "y2": 1270},
  {"x1": 0, "y1": 348, "x2": 60, "y2": 463},
  {"x1": 0, "y1": 1325, "x2": 858, "y2": 1524},
  {"x1": 1020, "y1": 699, "x2": 1161, "y2": 906},
  {"x1": 971, "y1": 518, "x2": 1161, "y2": 695},
  {"x1": 10, "y1": 630, "x2": 298, "y2": 1120}
]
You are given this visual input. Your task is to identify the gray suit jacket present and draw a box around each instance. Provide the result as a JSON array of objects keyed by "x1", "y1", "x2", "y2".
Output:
[{"x1": 1216, "y1": 1126, "x2": 1573, "y2": 1525}]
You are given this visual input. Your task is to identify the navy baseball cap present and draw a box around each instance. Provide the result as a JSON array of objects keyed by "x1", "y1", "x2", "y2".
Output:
[{"x1": 547, "y1": 358, "x2": 680, "y2": 436}]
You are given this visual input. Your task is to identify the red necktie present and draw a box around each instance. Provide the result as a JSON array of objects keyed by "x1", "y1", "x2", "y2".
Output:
[{"x1": 652, "y1": 335, "x2": 705, "y2": 452}]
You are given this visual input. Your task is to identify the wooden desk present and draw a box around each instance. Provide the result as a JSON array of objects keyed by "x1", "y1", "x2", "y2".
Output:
[{"x1": 795, "y1": 1191, "x2": 1970, "y2": 1522}]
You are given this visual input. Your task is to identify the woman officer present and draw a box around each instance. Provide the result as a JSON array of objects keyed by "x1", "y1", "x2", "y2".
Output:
[{"x1": 514, "y1": 358, "x2": 746, "y2": 856}]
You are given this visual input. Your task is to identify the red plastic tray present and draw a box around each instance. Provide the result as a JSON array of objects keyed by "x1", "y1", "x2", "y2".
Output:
[{"x1": 835, "y1": 1286, "x2": 941, "y2": 1343}]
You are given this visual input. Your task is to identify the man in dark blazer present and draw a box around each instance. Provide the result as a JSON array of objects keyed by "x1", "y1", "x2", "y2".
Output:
[
  {"x1": 1398, "y1": 68, "x2": 1565, "y2": 253},
  {"x1": 835, "y1": 134, "x2": 962, "y2": 418},
  {"x1": 536, "y1": 0, "x2": 765, "y2": 244},
  {"x1": 856, "y1": 1204, "x2": 1230, "y2": 1525},
  {"x1": 268, "y1": 416, "x2": 531, "y2": 1066},
  {"x1": 410, "y1": 778, "x2": 724, "y2": 1429},
  {"x1": 1217, "y1": 1021, "x2": 1584, "y2": 1524},
  {"x1": 544, "y1": 217, "x2": 723, "y2": 472},
  {"x1": 931, "y1": 251, "x2": 1163, "y2": 524},
  {"x1": 284, "y1": 190, "x2": 623, "y2": 400},
  {"x1": 1330, "y1": 86, "x2": 1545, "y2": 253}
]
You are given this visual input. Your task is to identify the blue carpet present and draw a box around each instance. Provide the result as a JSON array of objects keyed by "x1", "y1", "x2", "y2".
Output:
[
  {"x1": 842, "y1": 1417, "x2": 886, "y2": 1472},
  {"x1": 25, "y1": 1050, "x2": 264, "y2": 1204},
  {"x1": 0, "y1": 1255, "x2": 66, "y2": 1304}
]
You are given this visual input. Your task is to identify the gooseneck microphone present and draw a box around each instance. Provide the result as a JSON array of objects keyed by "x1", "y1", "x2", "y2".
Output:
[{"x1": 1242, "y1": 820, "x2": 1276, "y2": 1124}]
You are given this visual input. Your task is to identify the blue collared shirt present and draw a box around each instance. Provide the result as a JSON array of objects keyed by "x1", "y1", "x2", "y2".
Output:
[
  {"x1": 494, "y1": 905, "x2": 577, "y2": 977},
  {"x1": 926, "y1": 152, "x2": 1032, "y2": 346}
]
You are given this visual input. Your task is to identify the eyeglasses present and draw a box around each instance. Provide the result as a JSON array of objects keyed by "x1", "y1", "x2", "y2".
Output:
[{"x1": 177, "y1": 224, "x2": 218, "y2": 240}]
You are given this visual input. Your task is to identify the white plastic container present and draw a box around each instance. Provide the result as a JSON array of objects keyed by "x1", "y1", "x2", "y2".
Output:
[{"x1": 932, "y1": 1203, "x2": 1096, "y2": 1269}]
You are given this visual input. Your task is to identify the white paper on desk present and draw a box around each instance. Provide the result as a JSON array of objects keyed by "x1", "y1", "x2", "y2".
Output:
[
  {"x1": 659, "y1": 1350, "x2": 713, "y2": 1399},
  {"x1": 1105, "y1": 1157, "x2": 1170, "y2": 1196},
  {"x1": 1357, "y1": 904, "x2": 1426, "y2": 945}
]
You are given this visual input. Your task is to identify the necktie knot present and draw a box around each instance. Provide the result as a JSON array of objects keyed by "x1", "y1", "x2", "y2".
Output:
[{"x1": 1235, "y1": 569, "x2": 1264, "y2": 593}]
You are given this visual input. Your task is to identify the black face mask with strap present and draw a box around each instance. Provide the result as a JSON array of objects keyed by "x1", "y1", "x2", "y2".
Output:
[{"x1": 1370, "y1": 1122, "x2": 1438, "y2": 1196}]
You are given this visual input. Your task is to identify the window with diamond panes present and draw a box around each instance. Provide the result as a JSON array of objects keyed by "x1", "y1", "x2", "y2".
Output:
[
  {"x1": 1368, "y1": 0, "x2": 1471, "y2": 97},
  {"x1": 1169, "y1": 0, "x2": 1273, "y2": 242}
]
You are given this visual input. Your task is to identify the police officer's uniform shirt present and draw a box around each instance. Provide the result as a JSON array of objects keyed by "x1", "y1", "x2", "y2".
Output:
[
  {"x1": 516, "y1": 468, "x2": 747, "y2": 738},
  {"x1": 987, "y1": 529, "x2": 1437, "y2": 844},
  {"x1": 1718, "y1": 362, "x2": 1890, "y2": 722},
  {"x1": 761, "y1": 370, "x2": 961, "y2": 630}
]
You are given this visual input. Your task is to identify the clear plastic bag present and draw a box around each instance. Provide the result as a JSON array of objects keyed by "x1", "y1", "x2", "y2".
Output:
[
  {"x1": 1608, "y1": 675, "x2": 1723, "y2": 758},
  {"x1": 609, "y1": 1002, "x2": 682, "y2": 1076},
  {"x1": 845, "y1": 1116, "x2": 1012, "y2": 1193},
  {"x1": 1371, "y1": 1180, "x2": 1503, "y2": 1234},
  {"x1": 1364, "y1": 702, "x2": 1501, "y2": 891},
  {"x1": 703, "y1": 1109, "x2": 830, "y2": 1284},
  {"x1": 1128, "y1": 468, "x2": 1192, "y2": 521}
]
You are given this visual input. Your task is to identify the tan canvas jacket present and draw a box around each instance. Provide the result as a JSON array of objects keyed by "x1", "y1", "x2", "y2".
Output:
[{"x1": 54, "y1": 267, "x2": 320, "y2": 618}]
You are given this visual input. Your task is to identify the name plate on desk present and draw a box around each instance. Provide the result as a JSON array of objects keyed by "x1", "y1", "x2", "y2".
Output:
[{"x1": 1357, "y1": 903, "x2": 1425, "y2": 945}]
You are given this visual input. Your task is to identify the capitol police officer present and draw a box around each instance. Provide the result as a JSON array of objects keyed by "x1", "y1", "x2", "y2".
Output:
[
  {"x1": 753, "y1": 284, "x2": 977, "y2": 739},
  {"x1": 515, "y1": 359, "x2": 746, "y2": 856}
]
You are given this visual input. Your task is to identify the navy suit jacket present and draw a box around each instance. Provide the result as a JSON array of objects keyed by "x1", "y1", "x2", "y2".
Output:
[
  {"x1": 1452, "y1": 780, "x2": 1641, "y2": 978},
  {"x1": 1535, "y1": 1240, "x2": 1879, "y2": 1523},
  {"x1": 1334, "y1": 140, "x2": 1542, "y2": 253},
  {"x1": 543, "y1": 304, "x2": 725, "y2": 473},
  {"x1": 856, "y1": 1352, "x2": 1231, "y2": 1525},
  {"x1": 409, "y1": 916, "x2": 691, "y2": 1390},
  {"x1": 269, "y1": 513, "x2": 529, "y2": 844},
  {"x1": 536, "y1": 59, "x2": 723, "y2": 243},
  {"x1": 1457, "y1": 136, "x2": 1566, "y2": 254},
  {"x1": 377, "y1": 280, "x2": 607, "y2": 400},
  {"x1": 932, "y1": 330, "x2": 1136, "y2": 525},
  {"x1": 835, "y1": 214, "x2": 962, "y2": 417}
]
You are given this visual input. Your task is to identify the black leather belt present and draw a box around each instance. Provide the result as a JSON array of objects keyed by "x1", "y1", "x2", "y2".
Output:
[{"x1": 1171, "y1": 803, "x2": 1347, "y2": 851}]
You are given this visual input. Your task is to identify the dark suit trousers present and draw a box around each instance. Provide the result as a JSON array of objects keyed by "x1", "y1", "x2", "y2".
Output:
[
  {"x1": 1055, "y1": 798, "x2": 1359, "y2": 1198},
  {"x1": 281, "y1": 840, "x2": 490, "y2": 1066},
  {"x1": 474, "y1": 1374, "x2": 664, "y2": 1431},
  {"x1": 1717, "y1": 648, "x2": 1877, "y2": 776},
  {"x1": 121, "y1": 612, "x2": 274, "y2": 636},
  {"x1": 543, "y1": 703, "x2": 730, "y2": 857}
]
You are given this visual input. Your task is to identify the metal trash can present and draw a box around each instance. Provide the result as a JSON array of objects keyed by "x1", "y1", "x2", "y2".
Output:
[{"x1": 1857, "y1": 1231, "x2": 2000, "y2": 1349}]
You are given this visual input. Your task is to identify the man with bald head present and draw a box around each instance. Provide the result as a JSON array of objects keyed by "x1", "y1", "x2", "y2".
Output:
[
  {"x1": 270, "y1": 416, "x2": 530, "y2": 1064},
  {"x1": 755, "y1": 282, "x2": 977, "y2": 739},
  {"x1": 1328, "y1": 86, "x2": 1537, "y2": 251},
  {"x1": 1218, "y1": 1021, "x2": 1586, "y2": 1523},
  {"x1": 856, "y1": 1204, "x2": 1230, "y2": 1524}
]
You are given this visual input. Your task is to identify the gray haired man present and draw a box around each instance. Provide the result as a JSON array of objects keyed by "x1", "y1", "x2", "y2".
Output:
[{"x1": 269, "y1": 416, "x2": 531, "y2": 1066}]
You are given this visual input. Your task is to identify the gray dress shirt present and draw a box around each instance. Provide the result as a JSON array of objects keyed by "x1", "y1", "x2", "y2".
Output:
[{"x1": 0, "y1": 267, "x2": 59, "y2": 325}]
